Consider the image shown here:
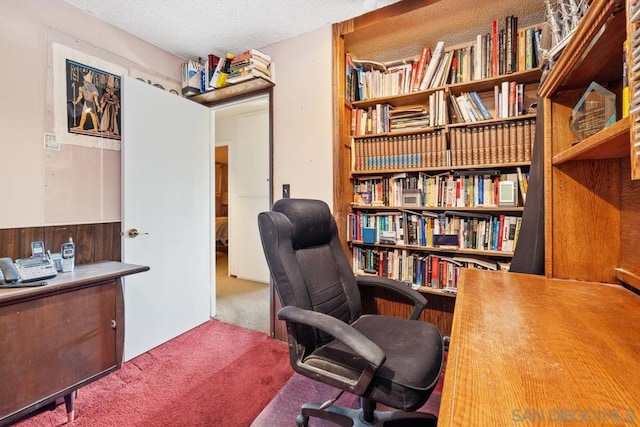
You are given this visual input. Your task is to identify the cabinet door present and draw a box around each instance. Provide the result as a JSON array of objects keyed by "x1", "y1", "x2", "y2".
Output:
[{"x1": 0, "y1": 283, "x2": 118, "y2": 419}]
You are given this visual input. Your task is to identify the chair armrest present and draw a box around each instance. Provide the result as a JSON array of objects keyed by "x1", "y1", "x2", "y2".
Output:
[
  {"x1": 355, "y1": 275, "x2": 426, "y2": 320},
  {"x1": 278, "y1": 305, "x2": 385, "y2": 394},
  {"x1": 278, "y1": 305, "x2": 386, "y2": 368}
]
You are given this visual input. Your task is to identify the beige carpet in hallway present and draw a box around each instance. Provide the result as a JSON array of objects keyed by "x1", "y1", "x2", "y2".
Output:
[{"x1": 215, "y1": 252, "x2": 270, "y2": 334}]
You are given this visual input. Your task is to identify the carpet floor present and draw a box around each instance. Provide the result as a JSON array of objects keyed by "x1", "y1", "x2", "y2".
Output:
[
  {"x1": 215, "y1": 252, "x2": 270, "y2": 334},
  {"x1": 15, "y1": 320, "x2": 292, "y2": 427}
]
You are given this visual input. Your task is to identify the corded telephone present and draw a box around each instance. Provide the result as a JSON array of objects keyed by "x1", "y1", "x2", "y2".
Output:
[{"x1": 0, "y1": 256, "x2": 57, "y2": 288}]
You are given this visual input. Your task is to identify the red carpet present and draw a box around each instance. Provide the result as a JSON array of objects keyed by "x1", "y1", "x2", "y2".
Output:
[{"x1": 15, "y1": 320, "x2": 293, "y2": 427}]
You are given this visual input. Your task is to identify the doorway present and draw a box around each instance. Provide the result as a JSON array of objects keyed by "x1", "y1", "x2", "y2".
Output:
[{"x1": 213, "y1": 96, "x2": 271, "y2": 334}]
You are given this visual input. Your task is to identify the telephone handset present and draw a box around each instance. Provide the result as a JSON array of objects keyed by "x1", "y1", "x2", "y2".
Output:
[{"x1": 0, "y1": 256, "x2": 57, "y2": 287}]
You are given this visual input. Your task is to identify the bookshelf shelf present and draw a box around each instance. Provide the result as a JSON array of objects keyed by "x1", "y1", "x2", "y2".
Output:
[
  {"x1": 416, "y1": 286, "x2": 457, "y2": 298},
  {"x1": 355, "y1": 272, "x2": 457, "y2": 298},
  {"x1": 350, "y1": 162, "x2": 531, "y2": 176},
  {"x1": 447, "y1": 113, "x2": 537, "y2": 129},
  {"x1": 449, "y1": 68, "x2": 542, "y2": 94},
  {"x1": 351, "y1": 241, "x2": 514, "y2": 258},
  {"x1": 187, "y1": 76, "x2": 274, "y2": 106},
  {"x1": 351, "y1": 88, "x2": 441, "y2": 109},
  {"x1": 552, "y1": 118, "x2": 630, "y2": 164},
  {"x1": 351, "y1": 204, "x2": 524, "y2": 213},
  {"x1": 352, "y1": 127, "x2": 438, "y2": 139}
]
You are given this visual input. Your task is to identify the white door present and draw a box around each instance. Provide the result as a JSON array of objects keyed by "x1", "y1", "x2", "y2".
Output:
[
  {"x1": 230, "y1": 109, "x2": 270, "y2": 283},
  {"x1": 122, "y1": 76, "x2": 212, "y2": 361}
]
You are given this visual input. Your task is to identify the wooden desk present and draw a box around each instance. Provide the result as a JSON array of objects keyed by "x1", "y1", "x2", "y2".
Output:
[
  {"x1": 0, "y1": 261, "x2": 149, "y2": 426},
  {"x1": 439, "y1": 269, "x2": 640, "y2": 426}
]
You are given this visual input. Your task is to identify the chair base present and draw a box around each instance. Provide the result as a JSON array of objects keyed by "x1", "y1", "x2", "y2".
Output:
[{"x1": 297, "y1": 402, "x2": 438, "y2": 427}]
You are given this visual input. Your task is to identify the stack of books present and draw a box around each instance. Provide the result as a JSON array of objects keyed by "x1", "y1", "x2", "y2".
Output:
[
  {"x1": 388, "y1": 105, "x2": 429, "y2": 132},
  {"x1": 227, "y1": 49, "x2": 273, "y2": 84}
]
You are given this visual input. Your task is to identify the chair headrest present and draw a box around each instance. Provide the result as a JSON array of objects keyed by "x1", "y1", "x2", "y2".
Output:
[{"x1": 272, "y1": 199, "x2": 333, "y2": 249}]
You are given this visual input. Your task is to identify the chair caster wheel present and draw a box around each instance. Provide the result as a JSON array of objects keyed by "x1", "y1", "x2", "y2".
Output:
[{"x1": 296, "y1": 414, "x2": 309, "y2": 427}]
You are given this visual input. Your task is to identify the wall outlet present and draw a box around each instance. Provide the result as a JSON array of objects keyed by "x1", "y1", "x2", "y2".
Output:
[{"x1": 283, "y1": 184, "x2": 290, "y2": 198}]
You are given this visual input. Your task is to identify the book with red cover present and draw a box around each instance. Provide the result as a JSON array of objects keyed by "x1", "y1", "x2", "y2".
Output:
[
  {"x1": 414, "y1": 46, "x2": 431, "y2": 91},
  {"x1": 491, "y1": 20, "x2": 499, "y2": 76}
]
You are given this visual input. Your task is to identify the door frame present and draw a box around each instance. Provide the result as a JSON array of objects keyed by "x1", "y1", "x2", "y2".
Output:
[{"x1": 209, "y1": 90, "x2": 275, "y2": 336}]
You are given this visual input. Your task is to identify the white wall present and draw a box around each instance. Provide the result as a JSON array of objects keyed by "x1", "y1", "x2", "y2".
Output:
[
  {"x1": 0, "y1": 0, "x2": 183, "y2": 228},
  {"x1": 0, "y1": 0, "x2": 335, "y2": 229},
  {"x1": 264, "y1": 26, "x2": 334, "y2": 208}
]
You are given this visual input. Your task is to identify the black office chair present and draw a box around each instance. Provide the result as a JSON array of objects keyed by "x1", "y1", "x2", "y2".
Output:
[{"x1": 258, "y1": 198, "x2": 443, "y2": 427}]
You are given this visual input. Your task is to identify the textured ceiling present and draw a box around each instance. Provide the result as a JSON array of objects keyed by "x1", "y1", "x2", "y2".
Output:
[{"x1": 59, "y1": 0, "x2": 402, "y2": 60}]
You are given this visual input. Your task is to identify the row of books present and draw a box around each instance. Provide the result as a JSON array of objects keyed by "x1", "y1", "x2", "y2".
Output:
[
  {"x1": 352, "y1": 117, "x2": 535, "y2": 172},
  {"x1": 351, "y1": 81, "x2": 531, "y2": 137},
  {"x1": 353, "y1": 249, "x2": 503, "y2": 290},
  {"x1": 351, "y1": 104, "x2": 394, "y2": 135},
  {"x1": 450, "y1": 82, "x2": 531, "y2": 123},
  {"x1": 354, "y1": 249, "x2": 461, "y2": 290},
  {"x1": 345, "y1": 16, "x2": 542, "y2": 102},
  {"x1": 348, "y1": 210, "x2": 522, "y2": 253},
  {"x1": 180, "y1": 49, "x2": 272, "y2": 96},
  {"x1": 450, "y1": 91, "x2": 492, "y2": 123},
  {"x1": 352, "y1": 130, "x2": 448, "y2": 171},
  {"x1": 450, "y1": 119, "x2": 536, "y2": 166},
  {"x1": 353, "y1": 169, "x2": 529, "y2": 208}
]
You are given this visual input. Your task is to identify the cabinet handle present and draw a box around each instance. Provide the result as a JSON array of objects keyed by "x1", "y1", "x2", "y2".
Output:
[{"x1": 111, "y1": 320, "x2": 117, "y2": 329}]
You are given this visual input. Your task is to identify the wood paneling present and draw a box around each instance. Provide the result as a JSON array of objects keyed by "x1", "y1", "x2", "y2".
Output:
[
  {"x1": 360, "y1": 286, "x2": 455, "y2": 336},
  {"x1": 551, "y1": 159, "x2": 621, "y2": 282},
  {"x1": 93, "y1": 222, "x2": 122, "y2": 262},
  {"x1": 0, "y1": 222, "x2": 121, "y2": 263},
  {"x1": 271, "y1": 285, "x2": 287, "y2": 342},
  {"x1": 620, "y1": 159, "x2": 640, "y2": 278}
]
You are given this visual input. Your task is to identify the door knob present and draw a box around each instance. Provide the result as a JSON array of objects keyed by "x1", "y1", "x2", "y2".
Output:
[{"x1": 127, "y1": 228, "x2": 148, "y2": 238}]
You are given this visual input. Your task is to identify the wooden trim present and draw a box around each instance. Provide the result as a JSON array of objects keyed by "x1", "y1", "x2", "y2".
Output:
[
  {"x1": 333, "y1": 25, "x2": 351, "y2": 257},
  {"x1": 187, "y1": 76, "x2": 274, "y2": 107},
  {"x1": 538, "y1": 0, "x2": 621, "y2": 97},
  {"x1": 543, "y1": 97, "x2": 554, "y2": 278},
  {"x1": 616, "y1": 268, "x2": 640, "y2": 293},
  {"x1": 338, "y1": 0, "x2": 443, "y2": 35}
]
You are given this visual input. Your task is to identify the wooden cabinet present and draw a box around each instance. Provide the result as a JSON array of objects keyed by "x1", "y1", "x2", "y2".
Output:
[
  {"x1": 0, "y1": 262, "x2": 149, "y2": 425},
  {"x1": 539, "y1": 0, "x2": 640, "y2": 288},
  {"x1": 333, "y1": 2, "x2": 546, "y2": 335}
]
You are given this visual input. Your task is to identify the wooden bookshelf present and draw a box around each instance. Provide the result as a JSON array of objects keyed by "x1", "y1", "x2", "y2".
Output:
[
  {"x1": 542, "y1": 0, "x2": 640, "y2": 285},
  {"x1": 187, "y1": 76, "x2": 274, "y2": 107},
  {"x1": 333, "y1": 2, "x2": 547, "y2": 334}
]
